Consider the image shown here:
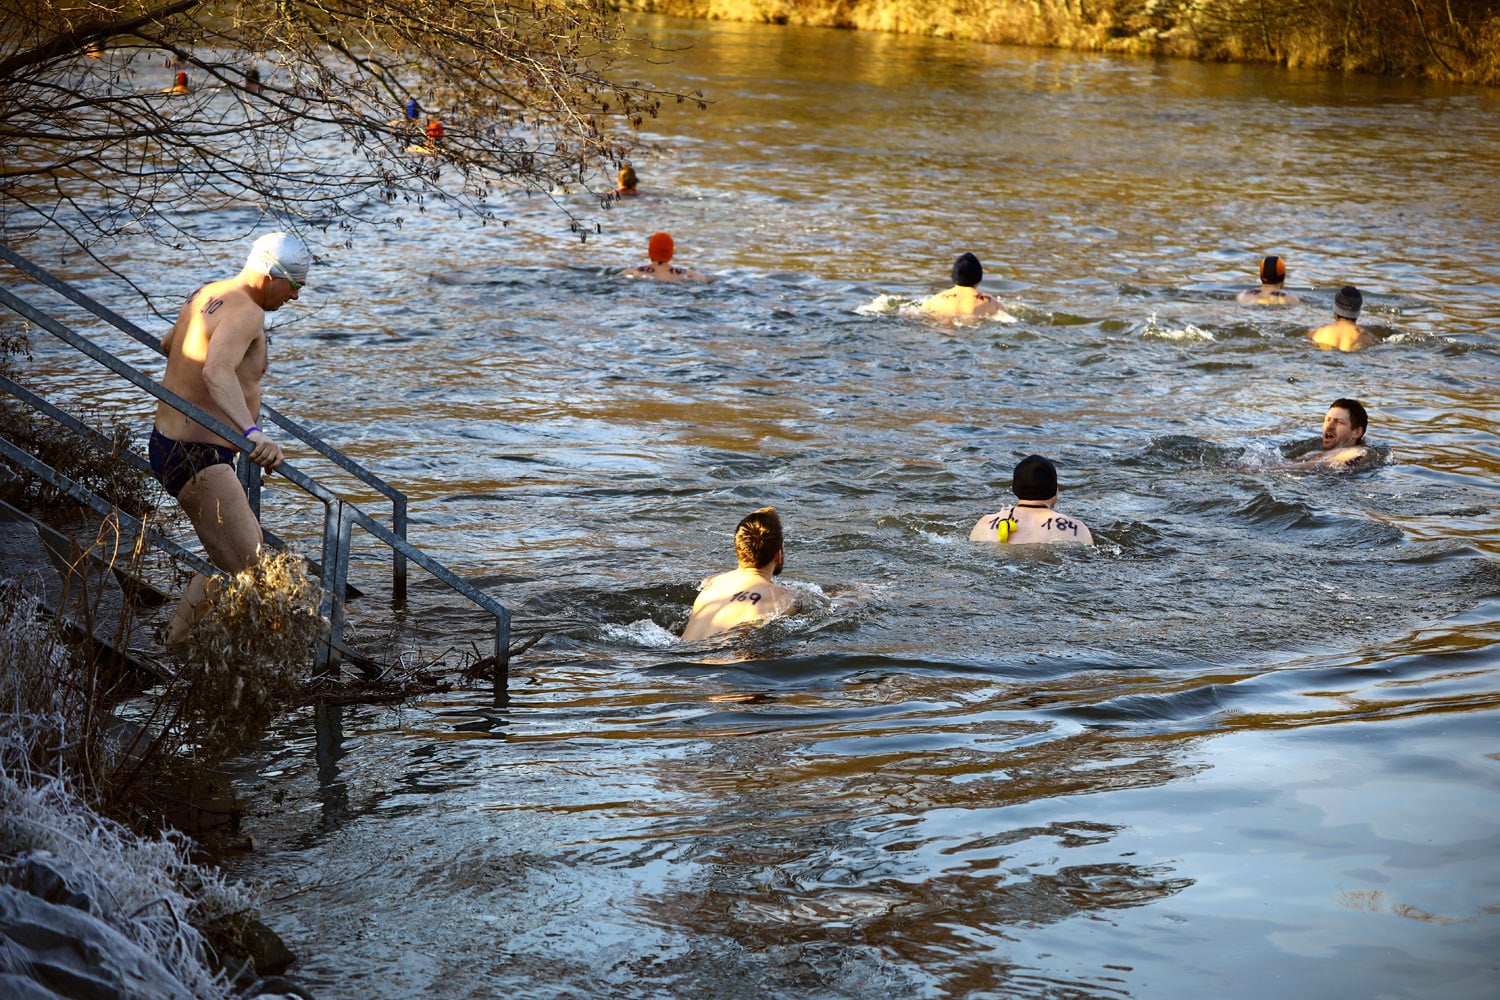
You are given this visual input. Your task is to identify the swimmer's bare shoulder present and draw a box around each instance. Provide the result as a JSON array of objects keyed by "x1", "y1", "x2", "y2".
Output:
[
  {"x1": 1237, "y1": 288, "x2": 1299, "y2": 306},
  {"x1": 1309, "y1": 323, "x2": 1374, "y2": 351},
  {"x1": 1292, "y1": 445, "x2": 1368, "y2": 469},
  {"x1": 921, "y1": 287, "x2": 963, "y2": 316},
  {"x1": 681, "y1": 569, "x2": 797, "y2": 641}
]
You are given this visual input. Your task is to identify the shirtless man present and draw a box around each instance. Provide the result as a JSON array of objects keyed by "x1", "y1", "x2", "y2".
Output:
[
  {"x1": 621, "y1": 232, "x2": 711, "y2": 283},
  {"x1": 921, "y1": 252, "x2": 1013, "y2": 320},
  {"x1": 1309, "y1": 285, "x2": 1375, "y2": 352},
  {"x1": 1236, "y1": 255, "x2": 1299, "y2": 305},
  {"x1": 149, "y1": 232, "x2": 309, "y2": 642},
  {"x1": 681, "y1": 507, "x2": 798, "y2": 641},
  {"x1": 1293, "y1": 398, "x2": 1370, "y2": 469},
  {"x1": 969, "y1": 454, "x2": 1094, "y2": 546}
]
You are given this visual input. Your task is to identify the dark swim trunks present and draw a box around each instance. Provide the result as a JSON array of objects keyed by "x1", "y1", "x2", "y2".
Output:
[{"x1": 148, "y1": 427, "x2": 238, "y2": 498}]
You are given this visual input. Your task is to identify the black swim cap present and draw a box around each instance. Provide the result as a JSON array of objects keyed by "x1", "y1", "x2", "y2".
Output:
[
  {"x1": 1012, "y1": 454, "x2": 1057, "y2": 501},
  {"x1": 951, "y1": 252, "x2": 983, "y2": 288},
  {"x1": 1260, "y1": 255, "x2": 1285, "y2": 283},
  {"x1": 1333, "y1": 285, "x2": 1362, "y2": 320}
]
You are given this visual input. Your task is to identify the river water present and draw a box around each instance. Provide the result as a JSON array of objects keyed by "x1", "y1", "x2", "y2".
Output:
[{"x1": 12, "y1": 13, "x2": 1500, "y2": 999}]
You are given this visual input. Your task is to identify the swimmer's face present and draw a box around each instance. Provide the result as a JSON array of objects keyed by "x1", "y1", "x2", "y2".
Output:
[
  {"x1": 264, "y1": 274, "x2": 302, "y2": 311},
  {"x1": 1322, "y1": 406, "x2": 1363, "y2": 449}
]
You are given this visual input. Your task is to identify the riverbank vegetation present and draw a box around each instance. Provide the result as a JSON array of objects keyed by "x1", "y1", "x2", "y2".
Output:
[{"x1": 614, "y1": 0, "x2": 1500, "y2": 85}]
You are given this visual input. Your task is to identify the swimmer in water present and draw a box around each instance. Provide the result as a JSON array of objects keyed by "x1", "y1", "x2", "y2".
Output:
[
  {"x1": 620, "y1": 232, "x2": 712, "y2": 283},
  {"x1": 1237, "y1": 255, "x2": 1299, "y2": 305},
  {"x1": 1309, "y1": 285, "x2": 1375, "y2": 352},
  {"x1": 165, "y1": 70, "x2": 190, "y2": 94},
  {"x1": 970, "y1": 454, "x2": 1095, "y2": 545},
  {"x1": 1292, "y1": 397, "x2": 1371, "y2": 469},
  {"x1": 921, "y1": 253, "x2": 1013, "y2": 319},
  {"x1": 616, "y1": 165, "x2": 638, "y2": 196},
  {"x1": 681, "y1": 507, "x2": 799, "y2": 641}
]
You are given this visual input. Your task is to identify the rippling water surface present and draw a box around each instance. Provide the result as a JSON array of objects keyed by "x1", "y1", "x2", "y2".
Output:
[{"x1": 15, "y1": 14, "x2": 1500, "y2": 999}]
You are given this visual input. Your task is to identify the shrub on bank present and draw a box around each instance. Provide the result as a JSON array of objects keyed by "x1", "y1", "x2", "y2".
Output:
[{"x1": 614, "y1": 0, "x2": 1500, "y2": 85}]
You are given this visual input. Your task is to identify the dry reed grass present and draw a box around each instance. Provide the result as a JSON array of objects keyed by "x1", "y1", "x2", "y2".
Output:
[{"x1": 166, "y1": 550, "x2": 326, "y2": 761}]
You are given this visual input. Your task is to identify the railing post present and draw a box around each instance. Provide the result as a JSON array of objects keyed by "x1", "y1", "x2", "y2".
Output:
[
  {"x1": 392, "y1": 495, "x2": 407, "y2": 606},
  {"x1": 314, "y1": 699, "x2": 348, "y2": 830},
  {"x1": 493, "y1": 614, "x2": 510, "y2": 708},
  {"x1": 317, "y1": 498, "x2": 353, "y2": 673},
  {"x1": 238, "y1": 454, "x2": 262, "y2": 518}
]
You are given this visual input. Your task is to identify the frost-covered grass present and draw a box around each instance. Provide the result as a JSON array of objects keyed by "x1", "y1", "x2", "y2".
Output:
[
  {"x1": 1, "y1": 581, "x2": 250, "y2": 998},
  {"x1": 1, "y1": 549, "x2": 324, "y2": 997}
]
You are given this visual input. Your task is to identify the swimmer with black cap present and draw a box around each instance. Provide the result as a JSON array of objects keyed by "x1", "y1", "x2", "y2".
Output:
[
  {"x1": 969, "y1": 455, "x2": 1094, "y2": 545},
  {"x1": 1236, "y1": 254, "x2": 1299, "y2": 305},
  {"x1": 921, "y1": 252, "x2": 1014, "y2": 320},
  {"x1": 620, "y1": 231, "x2": 712, "y2": 283},
  {"x1": 1309, "y1": 285, "x2": 1375, "y2": 351}
]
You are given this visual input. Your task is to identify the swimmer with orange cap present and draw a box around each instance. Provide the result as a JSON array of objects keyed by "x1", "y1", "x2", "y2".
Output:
[
  {"x1": 921, "y1": 253, "x2": 1014, "y2": 320},
  {"x1": 164, "y1": 70, "x2": 191, "y2": 94},
  {"x1": 1309, "y1": 285, "x2": 1375, "y2": 352},
  {"x1": 620, "y1": 232, "x2": 712, "y2": 283},
  {"x1": 1236, "y1": 255, "x2": 1299, "y2": 305}
]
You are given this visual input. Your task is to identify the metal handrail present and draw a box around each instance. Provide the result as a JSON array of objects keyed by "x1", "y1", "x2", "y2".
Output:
[
  {"x1": 0, "y1": 244, "x2": 407, "y2": 600},
  {"x1": 0, "y1": 370, "x2": 305, "y2": 566},
  {"x1": 0, "y1": 434, "x2": 219, "y2": 580},
  {"x1": 0, "y1": 270, "x2": 511, "y2": 699}
]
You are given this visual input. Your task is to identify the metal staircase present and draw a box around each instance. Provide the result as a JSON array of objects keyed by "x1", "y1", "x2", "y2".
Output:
[{"x1": 0, "y1": 244, "x2": 513, "y2": 703}]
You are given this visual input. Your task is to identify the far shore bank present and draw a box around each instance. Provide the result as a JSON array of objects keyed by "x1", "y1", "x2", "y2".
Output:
[{"x1": 613, "y1": 0, "x2": 1500, "y2": 86}]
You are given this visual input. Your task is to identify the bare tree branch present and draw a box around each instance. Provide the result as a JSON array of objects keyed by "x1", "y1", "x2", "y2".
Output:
[{"x1": 0, "y1": 0, "x2": 709, "y2": 266}]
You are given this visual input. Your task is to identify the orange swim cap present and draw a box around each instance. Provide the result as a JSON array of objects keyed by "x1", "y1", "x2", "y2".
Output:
[
  {"x1": 648, "y1": 232, "x2": 674, "y2": 263},
  {"x1": 1260, "y1": 255, "x2": 1286, "y2": 283}
]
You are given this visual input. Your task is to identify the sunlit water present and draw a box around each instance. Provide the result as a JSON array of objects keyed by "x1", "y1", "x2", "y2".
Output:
[{"x1": 10, "y1": 14, "x2": 1500, "y2": 999}]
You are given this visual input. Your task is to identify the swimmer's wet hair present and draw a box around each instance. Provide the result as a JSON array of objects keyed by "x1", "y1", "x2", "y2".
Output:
[
  {"x1": 618, "y1": 165, "x2": 637, "y2": 189},
  {"x1": 1260, "y1": 255, "x2": 1286, "y2": 283},
  {"x1": 951, "y1": 252, "x2": 983, "y2": 288},
  {"x1": 1333, "y1": 285, "x2": 1362, "y2": 320},
  {"x1": 735, "y1": 506, "x2": 783, "y2": 570},
  {"x1": 1012, "y1": 454, "x2": 1057, "y2": 501},
  {"x1": 1331, "y1": 397, "x2": 1367, "y2": 433}
]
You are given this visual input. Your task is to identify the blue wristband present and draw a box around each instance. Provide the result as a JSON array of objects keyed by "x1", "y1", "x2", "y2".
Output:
[{"x1": 244, "y1": 425, "x2": 262, "y2": 438}]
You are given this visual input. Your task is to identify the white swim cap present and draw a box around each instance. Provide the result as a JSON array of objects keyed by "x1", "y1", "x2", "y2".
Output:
[{"x1": 246, "y1": 231, "x2": 311, "y2": 284}]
